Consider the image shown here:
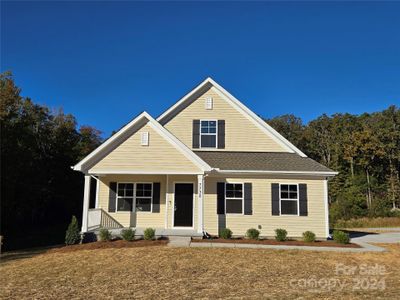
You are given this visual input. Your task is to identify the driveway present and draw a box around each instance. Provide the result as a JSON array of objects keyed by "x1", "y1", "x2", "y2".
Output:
[{"x1": 350, "y1": 228, "x2": 400, "y2": 244}]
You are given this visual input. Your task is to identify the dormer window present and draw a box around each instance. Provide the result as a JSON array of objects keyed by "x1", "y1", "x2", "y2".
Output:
[{"x1": 200, "y1": 120, "x2": 217, "y2": 148}]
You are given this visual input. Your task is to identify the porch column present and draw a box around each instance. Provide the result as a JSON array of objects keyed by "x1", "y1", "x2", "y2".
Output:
[
  {"x1": 197, "y1": 174, "x2": 204, "y2": 234},
  {"x1": 81, "y1": 175, "x2": 91, "y2": 233}
]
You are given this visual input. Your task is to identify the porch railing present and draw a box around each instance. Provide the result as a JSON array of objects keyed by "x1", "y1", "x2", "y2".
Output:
[{"x1": 87, "y1": 208, "x2": 123, "y2": 231}]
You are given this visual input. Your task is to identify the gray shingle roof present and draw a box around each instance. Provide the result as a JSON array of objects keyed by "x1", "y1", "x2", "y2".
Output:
[{"x1": 194, "y1": 151, "x2": 335, "y2": 173}]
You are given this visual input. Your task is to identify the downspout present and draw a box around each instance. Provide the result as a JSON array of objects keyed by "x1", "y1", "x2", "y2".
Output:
[{"x1": 201, "y1": 173, "x2": 210, "y2": 237}]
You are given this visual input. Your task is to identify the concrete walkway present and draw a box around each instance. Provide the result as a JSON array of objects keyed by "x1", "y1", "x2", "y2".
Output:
[
  {"x1": 168, "y1": 236, "x2": 191, "y2": 247},
  {"x1": 167, "y1": 231, "x2": 398, "y2": 252},
  {"x1": 189, "y1": 241, "x2": 386, "y2": 252}
]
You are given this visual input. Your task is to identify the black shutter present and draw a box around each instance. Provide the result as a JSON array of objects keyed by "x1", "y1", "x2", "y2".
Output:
[
  {"x1": 108, "y1": 182, "x2": 117, "y2": 213},
  {"x1": 299, "y1": 184, "x2": 308, "y2": 216},
  {"x1": 152, "y1": 182, "x2": 161, "y2": 213},
  {"x1": 192, "y1": 120, "x2": 200, "y2": 148},
  {"x1": 271, "y1": 183, "x2": 280, "y2": 216},
  {"x1": 217, "y1": 182, "x2": 225, "y2": 214},
  {"x1": 217, "y1": 120, "x2": 225, "y2": 149},
  {"x1": 244, "y1": 183, "x2": 252, "y2": 215}
]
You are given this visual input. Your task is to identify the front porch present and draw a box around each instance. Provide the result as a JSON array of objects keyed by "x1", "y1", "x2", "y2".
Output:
[
  {"x1": 107, "y1": 227, "x2": 202, "y2": 238},
  {"x1": 81, "y1": 173, "x2": 206, "y2": 236}
]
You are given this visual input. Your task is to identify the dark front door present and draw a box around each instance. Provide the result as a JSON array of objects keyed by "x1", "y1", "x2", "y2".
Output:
[{"x1": 174, "y1": 183, "x2": 193, "y2": 227}]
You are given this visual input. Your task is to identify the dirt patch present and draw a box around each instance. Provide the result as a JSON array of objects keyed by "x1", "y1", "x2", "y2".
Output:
[
  {"x1": 192, "y1": 238, "x2": 361, "y2": 248},
  {"x1": 47, "y1": 239, "x2": 168, "y2": 253}
]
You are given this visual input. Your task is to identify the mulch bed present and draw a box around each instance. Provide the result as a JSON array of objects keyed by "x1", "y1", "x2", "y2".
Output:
[
  {"x1": 47, "y1": 238, "x2": 169, "y2": 253},
  {"x1": 192, "y1": 238, "x2": 361, "y2": 248}
]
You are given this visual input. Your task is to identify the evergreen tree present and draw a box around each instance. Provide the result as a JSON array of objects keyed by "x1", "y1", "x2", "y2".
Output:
[{"x1": 65, "y1": 216, "x2": 80, "y2": 245}]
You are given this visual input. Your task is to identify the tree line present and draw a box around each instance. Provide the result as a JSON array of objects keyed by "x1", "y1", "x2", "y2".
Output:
[
  {"x1": 1, "y1": 72, "x2": 102, "y2": 249},
  {"x1": 265, "y1": 107, "x2": 400, "y2": 224},
  {"x1": 1, "y1": 71, "x2": 399, "y2": 249}
]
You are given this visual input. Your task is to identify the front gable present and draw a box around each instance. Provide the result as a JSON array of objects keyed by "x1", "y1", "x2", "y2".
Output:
[
  {"x1": 163, "y1": 86, "x2": 288, "y2": 152},
  {"x1": 159, "y1": 78, "x2": 303, "y2": 154},
  {"x1": 74, "y1": 112, "x2": 210, "y2": 174},
  {"x1": 89, "y1": 123, "x2": 202, "y2": 174}
]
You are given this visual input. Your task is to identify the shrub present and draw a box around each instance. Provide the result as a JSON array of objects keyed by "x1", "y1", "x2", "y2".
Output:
[
  {"x1": 246, "y1": 228, "x2": 260, "y2": 240},
  {"x1": 275, "y1": 228, "x2": 287, "y2": 241},
  {"x1": 65, "y1": 216, "x2": 80, "y2": 245},
  {"x1": 302, "y1": 231, "x2": 316, "y2": 243},
  {"x1": 219, "y1": 228, "x2": 232, "y2": 239},
  {"x1": 98, "y1": 228, "x2": 112, "y2": 241},
  {"x1": 144, "y1": 228, "x2": 155, "y2": 240},
  {"x1": 333, "y1": 230, "x2": 350, "y2": 244},
  {"x1": 121, "y1": 228, "x2": 135, "y2": 241}
]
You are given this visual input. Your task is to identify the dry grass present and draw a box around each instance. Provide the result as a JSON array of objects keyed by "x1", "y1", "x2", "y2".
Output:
[
  {"x1": 192, "y1": 238, "x2": 360, "y2": 248},
  {"x1": 335, "y1": 217, "x2": 400, "y2": 228},
  {"x1": 1, "y1": 244, "x2": 400, "y2": 299}
]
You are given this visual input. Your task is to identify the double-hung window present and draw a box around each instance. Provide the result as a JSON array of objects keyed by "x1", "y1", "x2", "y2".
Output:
[
  {"x1": 200, "y1": 120, "x2": 217, "y2": 148},
  {"x1": 116, "y1": 183, "x2": 152, "y2": 212},
  {"x1": 117, "y1": 183, "x2": 134, "y2": 212},
  {"x1": 225, "y1": 183, "x2": 243, "y2": 214},
  {"x1": 136, "y1": 183, "x2": 152, "y2": 212},
  {"x1": 280, "y1": 184, "x2": 299, "y2": 215}
]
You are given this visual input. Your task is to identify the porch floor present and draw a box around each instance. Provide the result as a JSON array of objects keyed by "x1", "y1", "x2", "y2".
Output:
[{"x1": 95, "y1": 227, "x2": 203, "y2": 238}]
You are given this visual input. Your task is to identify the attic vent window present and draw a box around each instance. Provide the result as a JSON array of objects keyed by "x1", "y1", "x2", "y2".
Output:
[
  {"x1": 141, "y1": 132, "x2": 149, "y2": 146},
  {"x1": 205, "y1": 97, "x2": 213, "y2": 110}
]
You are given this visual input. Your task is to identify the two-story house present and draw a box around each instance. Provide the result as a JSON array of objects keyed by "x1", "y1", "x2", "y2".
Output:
[{"x1": 74, "y1": 78, "x2": 337, "y2": 239}]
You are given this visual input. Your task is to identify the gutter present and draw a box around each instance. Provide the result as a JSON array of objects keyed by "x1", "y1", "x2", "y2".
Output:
[{"x1": 215, "y1": 169, "x2": 338, "y2": 177}]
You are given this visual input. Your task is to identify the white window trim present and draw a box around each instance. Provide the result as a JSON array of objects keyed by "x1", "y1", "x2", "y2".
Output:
[
  {"x1": 225, "y1": 182, "x2": 244, "y2": 215},
  {"x1": 116, "y1": 182, "x2": 135, "y2": 213},
  {"x1": 279, "y1": 183, "x2": 299, "y2": 216},
  {"x1": 135, "y1": 182, "x2": 153, "y2": 213},
  {"x1": 115, "y1": 182, "x2": 153, "y2": 213},
  {"x1": 199, "y1": 119, "x2": 218, "y2": 149}
]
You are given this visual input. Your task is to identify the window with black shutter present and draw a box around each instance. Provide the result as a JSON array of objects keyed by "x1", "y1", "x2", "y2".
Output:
[{"x1": 279, "y1": 184, "x2": 299, "y2": 215}]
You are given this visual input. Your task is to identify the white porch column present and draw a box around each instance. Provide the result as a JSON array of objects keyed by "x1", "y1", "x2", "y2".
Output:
[
  {"x1": 81, "y1": 175, "x2": 91, "y2": 233},
  {"x1": 164, "y1": 175, "x2": 169, "y2": 229},
  {"x1": 323, "y1": 178, "x2": 329, "y2": 238},
  {"x1": 197, "y1": 174, "x2": 204, "y2": 234}
]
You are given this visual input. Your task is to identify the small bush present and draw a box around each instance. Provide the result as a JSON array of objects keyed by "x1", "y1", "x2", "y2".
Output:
[
  {"x1": 275, "y1": 228, "x2": 287, "y2": 241},
  {"x1": 302, "y1": 231, "x2": 316, "y2": 243},
  {"x1": 219, "y1": 228, "x2": 232, "y2": 239},
  {"x1": 144, "y1": 228, "x2": 155, "y2": 240},
  {"x1": 65, "y1": 216, "x2": 80, "y2": 245},
  {"x1": 121, "y1": 228, "x2": 135, "y2": 241},
  {"x1": 246, "y1": 228, "x2": 260, "y2": 240},
  {"x1": 98, "y1": 228, "x2": 112, "y2": 241},
  {"x1": 333, "y1": 230, "x2": 350, "y2": 244}
]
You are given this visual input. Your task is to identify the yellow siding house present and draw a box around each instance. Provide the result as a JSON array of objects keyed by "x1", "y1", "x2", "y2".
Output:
[{"x1": 74, "y1": 78, "x2": 337, "y2": 239}]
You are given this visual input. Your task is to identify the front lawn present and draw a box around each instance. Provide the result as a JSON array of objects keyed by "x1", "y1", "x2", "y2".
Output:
[
  {"x1": 192, "y1": 238, "x2": 360, "y2": 248},
  {"x1": 1, "y1": 244, "x2": 399, "y2": 299}
]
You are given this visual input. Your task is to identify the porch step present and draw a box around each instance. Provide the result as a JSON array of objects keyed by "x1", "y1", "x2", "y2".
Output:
[{"x1": 168, "y1": 236, "x2": 191, "y2": 247}]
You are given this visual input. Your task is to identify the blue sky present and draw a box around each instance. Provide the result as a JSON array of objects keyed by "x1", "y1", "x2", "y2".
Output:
[{"x1": 2, "y1": 1, "x2": 399, "y2": 137}]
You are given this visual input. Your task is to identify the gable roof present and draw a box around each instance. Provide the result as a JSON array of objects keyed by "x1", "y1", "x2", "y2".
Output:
[
  {"x1": 194, "y1": 151, "x2": 337, "y2": 176},
  {"x1": 157, "y1": 77, "x2": 307, "y2": 157},
  {"x1": 73, "y1": 112, "x2": 212, "y2": 173}
]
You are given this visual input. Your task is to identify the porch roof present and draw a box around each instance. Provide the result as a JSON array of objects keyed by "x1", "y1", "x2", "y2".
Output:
[{"x1": 194, "y1": 151, "x2": 337, "y2": 175}]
